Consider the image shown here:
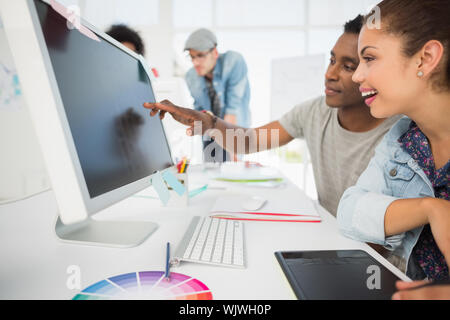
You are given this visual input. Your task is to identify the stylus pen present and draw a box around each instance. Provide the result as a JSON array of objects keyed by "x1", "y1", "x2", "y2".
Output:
[{"x1": 165, "y1": 242, "x2": 171, "y2": 281}]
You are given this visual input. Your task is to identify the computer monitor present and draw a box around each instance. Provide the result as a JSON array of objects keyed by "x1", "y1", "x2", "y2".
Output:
[{"x1": 0, "y1": 0, "x2": 174, "y2": 247}]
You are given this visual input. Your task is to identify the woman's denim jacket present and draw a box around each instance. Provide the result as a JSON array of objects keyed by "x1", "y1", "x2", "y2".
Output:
[{"x1": 337, "y1": 117, "x2": 435, "y2": 280}]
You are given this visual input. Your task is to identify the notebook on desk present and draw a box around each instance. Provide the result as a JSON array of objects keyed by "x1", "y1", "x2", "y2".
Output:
[
  {"x1": 209, "y1": 163, "x2": 285, "y2": 188},
  {"x1": 209, "y1": 194, "x2": 321, "y2": 222}
]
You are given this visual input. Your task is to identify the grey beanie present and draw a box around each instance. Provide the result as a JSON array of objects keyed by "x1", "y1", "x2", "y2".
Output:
[{"x1": 184, "y1": 28, "x2": 217, "y2": 51}]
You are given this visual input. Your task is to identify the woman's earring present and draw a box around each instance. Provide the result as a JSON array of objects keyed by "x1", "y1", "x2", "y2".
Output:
[{"x1": 417, "y1": 71, "x2": 424, "y2": 77}]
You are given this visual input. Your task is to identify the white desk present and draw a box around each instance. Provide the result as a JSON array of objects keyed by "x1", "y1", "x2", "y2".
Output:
[{"x1": 0, "y1": 165, "x2": 409, "y2": 300}]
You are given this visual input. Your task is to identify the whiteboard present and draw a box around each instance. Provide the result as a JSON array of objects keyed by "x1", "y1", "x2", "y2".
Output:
[
  {"x1": 270, "y1": 54, "x2": 326, "y2": 121},
  {"x1": 0, "y1": 15, "x2": 49, "y2": 201},
  {"x1": 0, "y1": 18, "x2": 24, "y2": 112}
]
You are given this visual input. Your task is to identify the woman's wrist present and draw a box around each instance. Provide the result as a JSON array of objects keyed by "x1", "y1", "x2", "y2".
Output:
[
  {"x1": 385, "y1": 198, "x2": 438, "y2": 237},
  {"x1": 422, "y1": 197, "x2": 438, "y2": 223}
]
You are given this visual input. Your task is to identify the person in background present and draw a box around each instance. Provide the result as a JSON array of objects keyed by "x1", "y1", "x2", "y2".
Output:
[
  {"x1": 183, "y1": 28, "x2": 251, "y2": 163},
  {"x1": 106, "y1": 24, "x2": 146, "y2": 56},
  {"x1": 144, "y1": 15, "x2": 401, "y2": 218},
  {"x1": 106, "y1": 24, "x2": 159, "y2": 79},
  {"x1": 337, "y1": 0, "x2": 450, "y2": 290}
]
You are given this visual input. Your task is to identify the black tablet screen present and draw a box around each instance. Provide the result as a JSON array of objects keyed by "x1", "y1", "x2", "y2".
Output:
[{"x1": 275, "y1": 250, "x2": 401, "y2": 300}]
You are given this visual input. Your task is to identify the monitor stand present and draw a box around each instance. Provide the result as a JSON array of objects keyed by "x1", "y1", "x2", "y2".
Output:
[{"x1": 55, "y1": 216, "x2": 158, "y2": 248}]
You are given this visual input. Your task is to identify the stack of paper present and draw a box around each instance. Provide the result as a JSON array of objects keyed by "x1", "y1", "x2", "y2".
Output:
[
  {"x1": 210, "y1": 164, "x2": 285, "y2": 188},
  {"x1": 209, "y1": 194, "x2": 321, "y2": 223}
]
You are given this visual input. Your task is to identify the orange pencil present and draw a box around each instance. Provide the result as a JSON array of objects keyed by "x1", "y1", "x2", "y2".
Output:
[{"x1": 180, "y1": 158, "x2": 187, "y2": 173}]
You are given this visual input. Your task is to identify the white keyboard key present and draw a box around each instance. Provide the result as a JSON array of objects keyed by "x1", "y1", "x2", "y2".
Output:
[
  {"x1": 212, "y1": 254, "x2": 222, "y2": 264},
  {"x1": 222, "y1": 253, "x2": 232, "y2": 264},
  {"x1": 191, "y1": 241, "x2": 206, "y2": 260}
]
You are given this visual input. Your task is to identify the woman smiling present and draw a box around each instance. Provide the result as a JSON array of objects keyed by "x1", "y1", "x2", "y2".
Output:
[{"x1": 337, "y1": 0, "x2": 450, "y2": 299}]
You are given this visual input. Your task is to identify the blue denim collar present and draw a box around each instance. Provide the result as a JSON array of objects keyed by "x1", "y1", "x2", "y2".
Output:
[
  {"x1": 386, "y1": 117, "x2": 413, "y2": 164},
  {"x1": 386, "y1": 117, "x2": 435, "y2": 193},
  {"x1": 390, "y1": 143, "x2": 411, "y2": 164},
  {"x1": 212, "y1": 54, "x2": 223, "y2": 80}
]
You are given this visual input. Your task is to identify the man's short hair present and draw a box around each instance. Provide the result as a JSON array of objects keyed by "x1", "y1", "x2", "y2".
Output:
[
  {"x1": 106, "y1": 24, "x2": 146, "y2": 56},
  {"x1": 344, "y1": 15, "x2": 364, "y2": 34}
]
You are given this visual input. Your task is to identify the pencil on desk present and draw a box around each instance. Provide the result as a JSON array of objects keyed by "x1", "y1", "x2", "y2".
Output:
[
  {"x1": 181, "y1": 159, "x2": 187, "y2": 173},
  {"x1": 165, "y1": 242, "x2": 171, "y2": 281}
]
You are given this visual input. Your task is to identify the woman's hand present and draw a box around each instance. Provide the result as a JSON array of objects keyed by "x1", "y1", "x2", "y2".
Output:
[
  {"x1": 426, "y1": 198, "x2": 450, "y2": 267},
  {"x1": 392, "y1": 280, "x2": 450, "y2": 300}
]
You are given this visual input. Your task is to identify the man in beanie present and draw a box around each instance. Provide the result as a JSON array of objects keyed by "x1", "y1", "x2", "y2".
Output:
[{"x1": 184, "y1": 28, "x2": 251, "y2": 163}]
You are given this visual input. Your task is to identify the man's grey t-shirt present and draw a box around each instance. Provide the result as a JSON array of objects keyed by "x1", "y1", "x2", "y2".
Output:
[{"x1": 279, "y1": 96, "x2": 401, "y2": 216}]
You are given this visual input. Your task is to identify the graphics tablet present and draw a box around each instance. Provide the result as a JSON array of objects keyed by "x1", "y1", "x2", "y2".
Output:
[{"x1": 275, "y1": 250, "x2": 401, "y2": 300}]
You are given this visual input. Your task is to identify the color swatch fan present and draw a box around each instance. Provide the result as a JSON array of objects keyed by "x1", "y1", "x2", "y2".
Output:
[{"x1": 73, "y1": 271, "x2": 213, "y2": 300}]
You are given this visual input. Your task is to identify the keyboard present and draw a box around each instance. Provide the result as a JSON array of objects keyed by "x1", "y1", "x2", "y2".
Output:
[{"x1": 171, "y1": 216, "x2": 246, "y2": 268}]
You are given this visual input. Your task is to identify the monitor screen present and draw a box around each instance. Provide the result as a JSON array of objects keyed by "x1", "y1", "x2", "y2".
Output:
[{"x1": 34, "y1": 0, "x2": 173, "y2": 199}]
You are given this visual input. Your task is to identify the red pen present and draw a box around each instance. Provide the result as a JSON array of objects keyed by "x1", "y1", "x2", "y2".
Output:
[
  {"x1": 210, "y1": 216, "x2": 321, "y2": 223},
  {"x1": 210, "y1": 211, "x2": 319, "y2": 218}
]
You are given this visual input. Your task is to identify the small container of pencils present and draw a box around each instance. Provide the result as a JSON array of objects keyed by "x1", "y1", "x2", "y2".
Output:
[
  {"x1": 165, "y1": 158, "x2": 190, "y2": 207},
  {"x1": 165, "y1": 173, "x2": 188, "y2": 207}
]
